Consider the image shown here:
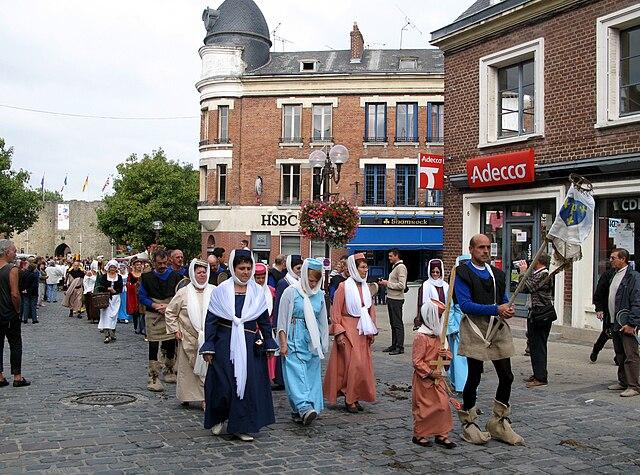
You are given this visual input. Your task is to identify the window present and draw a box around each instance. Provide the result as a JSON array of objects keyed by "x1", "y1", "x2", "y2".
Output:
[
  {"x1": 497, "y1": 60, "x2": 535, "y2": 138},
  {"x1": 426, "y1": 190, "x2": 443, "y2": 207},
  {"x1": 310, "y1": 240, "x2": 326, "y2": 258},
  {"x1": 281, "y1": 164, "x2": 301, "y2": 205},
  {"x1": 427, "y1": 103, "x2": 444, "y2": 143},
  {"x1": 365, "y1": 103, "x2": 386, "y2": 142},
  {"x1": 399, "y1": 58, "x2": 417, "y2": 70},
  {"x1": 395, "y1": 165, "x2": 417, "y2": 206},
  {"x1": 218, "y1": 106, "x2": 229, "y2": 143},
  {"x1": 282, "y1": 105, "x2": 302, "y2": 142},
  {"x1": 200, "y1": 110, "x2": 209, "y2": 143},
  {"x1": 395, "y1": 103, "x2": 418, "y2": 142},
  {"x1": 620, "y1": 26, "x2": 640, "y2": 116},
  {"x1": 312, "y1": 105, "x2": 332, "y2": 141},
  {"x1": 281, "y1": 235, "x2": 300, "y2": 255},
  {"x1": 217, "y1": 164, "x2": 227, "y2": 203},
  {"x1": 364, "y1": 164, "x2": 386, "y2": 206},
  {"x1": 300, "y1": 61, "x2": 317, "y2": 72},
  {"x1": 596, "y1": 5, "x2": 640, "y2": 127},
  {"x1": 479, "y1": 38, "x2": 544, "y2": 147},
  {"x1": 199, "y1": 166, "x2": 207, "y2": 201},
  {"x1": 312, "y1": 168, "x2": 328, "y2": 201}
]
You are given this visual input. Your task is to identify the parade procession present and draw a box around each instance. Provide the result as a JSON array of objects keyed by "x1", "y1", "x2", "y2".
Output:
[{"x1": 2, "y1": 0, "x2": 640, "y2": 473}]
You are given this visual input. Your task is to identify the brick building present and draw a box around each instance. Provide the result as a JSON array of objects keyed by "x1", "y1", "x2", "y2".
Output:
[
  {"x1": 196, "y1": 0, "x2": 446, "y2": 280},
  {"x1": 432, "y1": 0, "x2": 640, "y2": 329}
]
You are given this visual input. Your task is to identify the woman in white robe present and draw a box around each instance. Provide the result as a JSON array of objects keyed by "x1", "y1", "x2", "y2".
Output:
[{"x1": 96, "y1": 260, "x2": 123, "y2": 344}]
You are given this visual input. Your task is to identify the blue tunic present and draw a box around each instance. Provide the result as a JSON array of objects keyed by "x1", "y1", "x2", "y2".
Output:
[
  {"x1": 447, "y1": 302, "x2": 468, "y2": 392},
  {"x1": 282, "y1": 291, "x2": 324, "y2": 416},
  {"x1": 201, "y1": 294, "x2": 277, "y2": 434}
]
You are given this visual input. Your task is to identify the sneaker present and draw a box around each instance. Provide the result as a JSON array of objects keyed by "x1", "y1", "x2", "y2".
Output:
[
  {"x1": 13, "y1": 378, "x2": 31, "y2": 387},
  {"x1": 382, "y1": 346, "x2": 396, "y2": 353},
  {"x1": 302, "y1": 409, "x2": 318, "y2": 426},
  {"x1": 389, "y1": 348, "x2": 404, "y2": 355},
  {"x1": 620, "y1": 388, "x2": 640, "y2": 397},
  {"x1": 234, "y1": 433, "x2": 254, "y2": 442},
  {"x1": 522, "y1": 375, "x2": 535, "y2": 383},
  {"x1": 526, "y1": 378, "x2": 548, "y2": 388},
  {"x1": 211, "y1": 422, "x2": 224, "y2": 435},
  {"x1": 589, "y1": 351, "x2": 598, "y2": 363},
  {"x1": 608, "y1": 383, "x2": 627, "y2": 390}
]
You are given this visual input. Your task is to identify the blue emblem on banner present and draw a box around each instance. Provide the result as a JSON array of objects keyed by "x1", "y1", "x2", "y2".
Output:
[{"x1": 559, "y1": 197, "x2": 587, "y2": 226}]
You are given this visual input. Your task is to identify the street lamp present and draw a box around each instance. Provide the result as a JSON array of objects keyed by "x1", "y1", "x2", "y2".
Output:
[
  {"x1": 308, "y1": 144, "x2": 350, "y2": 295},
  {"x1": 152, "y1": 220, "x2": 164, "y2": 244}
]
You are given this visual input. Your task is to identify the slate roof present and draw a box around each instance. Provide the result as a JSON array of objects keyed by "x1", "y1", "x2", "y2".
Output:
[
  {"x1": 456, "y1": 0, "x2": 491, "y2": 20},
  {"x1": 244, "y1": 48, "x2": 444, "y2": 76},
  {"x1": 204, "y1": 0, "x2": 271, "y2": 44}
]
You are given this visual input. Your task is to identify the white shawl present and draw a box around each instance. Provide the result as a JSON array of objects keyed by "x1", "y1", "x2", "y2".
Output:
[
  {"x1": 344, "y1": 255, "x2": 377, "y2": 336},
  {"x1": 284, "y1": 255, "x2": 300, "y2": 286},
  {"x1": 207, "y1": 250, "x2": 268, "y2": 399},
  {"x1": 186, "y1": 259, "x2": 215, "y2": 379}
]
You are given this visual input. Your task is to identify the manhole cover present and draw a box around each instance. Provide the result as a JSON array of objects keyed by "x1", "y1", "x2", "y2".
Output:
[{"x1": 63, "y1": 391, "x2": 139, "y2": 407}]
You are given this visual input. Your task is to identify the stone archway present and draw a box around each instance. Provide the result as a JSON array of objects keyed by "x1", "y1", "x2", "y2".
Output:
[{"x1": 54, "y1": 243, "x2": 71, "y2": 258}]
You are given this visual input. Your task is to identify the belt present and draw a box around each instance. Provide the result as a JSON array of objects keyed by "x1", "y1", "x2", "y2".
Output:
[{"x1": 218, "y1": 322, "x2": 258, "y2": 334}]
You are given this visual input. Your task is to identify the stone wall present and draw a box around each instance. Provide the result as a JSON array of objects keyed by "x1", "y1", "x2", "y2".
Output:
[{"x1": 12, "y1": 201, "x2": 113, "y2": 259}]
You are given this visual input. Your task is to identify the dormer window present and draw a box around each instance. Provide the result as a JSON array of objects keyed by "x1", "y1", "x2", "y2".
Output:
[
  {"x1": 399, "y1": 58, "x2": 417, "y2": 70},
  {"x1": 300, "y1": 60, "x2": 318, "y2": 72}
]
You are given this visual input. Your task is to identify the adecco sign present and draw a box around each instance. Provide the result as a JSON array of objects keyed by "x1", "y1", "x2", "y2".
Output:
[{"x1": 466, "y1": 149, "x2": 535, "y2": 189}]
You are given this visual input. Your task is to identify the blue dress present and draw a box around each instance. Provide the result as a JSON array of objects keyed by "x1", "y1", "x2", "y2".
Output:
[
  {"x1": 282, "y1": 291, "x2": 325, "y2": 417},
  {"x1": 201, "y1": 294, "x2": 277, "y2": 434},
  {"x1": 447, "y1": 302, "x2": 468, "y2": 392},
  {"x1": 117, "y1": 278, "x2": 132, "y2": 323}
]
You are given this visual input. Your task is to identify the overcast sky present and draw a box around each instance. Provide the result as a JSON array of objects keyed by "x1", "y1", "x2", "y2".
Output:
[{"x1": 0, "y1": 0, "x2": 471, "y2": 201}]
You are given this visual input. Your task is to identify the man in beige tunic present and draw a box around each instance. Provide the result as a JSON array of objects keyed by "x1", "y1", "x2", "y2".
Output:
[
  {"x1": 165, "y1": 259, "x2": 214, "y2": 406},
  {"x1": 454, "y1": 234, "x2": 524, "y2": 446}
]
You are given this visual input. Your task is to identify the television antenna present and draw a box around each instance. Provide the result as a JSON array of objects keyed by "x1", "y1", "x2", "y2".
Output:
[
  {"x1": 396, "y1": 4, "x2": 423, "y2": 49},
  {"x1": 271, "y1": 22, "x2": 294, "y2": 52}
]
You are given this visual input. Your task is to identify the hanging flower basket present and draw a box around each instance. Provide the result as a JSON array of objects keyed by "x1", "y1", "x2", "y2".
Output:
[{"x1": 299, "y1": 199, "x2": 360, "y2": 248}]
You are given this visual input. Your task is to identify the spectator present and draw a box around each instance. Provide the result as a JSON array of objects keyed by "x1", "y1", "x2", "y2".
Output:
[
  {"x1": 328, "y1": 255, "x2": 349, "y2": 303},
  {"x1": 169, "y1": 249, "x2": 187, "y2": 277},
  {"x1": 240, "y1": 239, "x2": 250, "y2": 250},
  {"x1": 0, "y1": 239, "x2": 30, "y2": 387},
  {"x1": 19, "y1": 260, "x2": 39, "y2": 324},
  {"x1": 519, "y1": 254, "x2": 556, "y2": 388},
  {"x1": 45, "y1": 260, "x2": 62, "y2": 303},
  {"x1": 207, "y1": 254, "x2": 227, "y2": 285},
  {"x1": 591, "y1": 261, "x2": 616, "y2": 363},
  {"x1": 267, "y1": 254, "x2": 286, "y2": 288},
  {"x1": 37, "y1": 261, "x2": 47, "y2": 307},
  {"x1": 379, "y1": 248, "x2": 408, "y2": 355}
]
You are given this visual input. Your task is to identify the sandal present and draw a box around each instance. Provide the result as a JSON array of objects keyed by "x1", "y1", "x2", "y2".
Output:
[
  {"x1": 412, "y1": 436, "x2": 433, "y2": 447},
  {"x1": 355, "y1": 401, "x2": 364, "y2": 411},
  {"x1": 435, "y1": 436, "x2": 457, "y2": 449},
  {"x1": 345, "y1": 402, "x2": 359, "y2": 413}
]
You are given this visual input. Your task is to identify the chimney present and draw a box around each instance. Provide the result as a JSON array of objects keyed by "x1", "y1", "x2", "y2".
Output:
[{"x1": 350, "y1": 22, "x2": 364, "y2": 63}]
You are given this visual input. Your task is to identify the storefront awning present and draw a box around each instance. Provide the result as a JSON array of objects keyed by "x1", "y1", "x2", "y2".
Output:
[{"x1": 347, "y1": 226, "x2": 443, "y2": 251}]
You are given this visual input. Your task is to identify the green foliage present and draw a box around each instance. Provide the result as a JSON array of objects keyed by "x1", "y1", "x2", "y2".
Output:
[
  {"x1": 42, "y1": 189, "x2": 63, "y2": 202},
  {"x1": 96, "y1": 149, "x2": 200, "y2": 258},
  {"x1": 0, "y1": 138, "x2": 44, "y2": 237}
]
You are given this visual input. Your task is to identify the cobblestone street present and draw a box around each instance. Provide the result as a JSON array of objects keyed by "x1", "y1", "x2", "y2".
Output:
[{"x1": 2, "y1": 298, "x2": 640, "y2": 474}]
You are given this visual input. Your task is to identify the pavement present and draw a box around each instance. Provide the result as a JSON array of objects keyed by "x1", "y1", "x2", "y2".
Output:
[{"x1": 1, "y1": 293, "x2": 640, "y2": 474}]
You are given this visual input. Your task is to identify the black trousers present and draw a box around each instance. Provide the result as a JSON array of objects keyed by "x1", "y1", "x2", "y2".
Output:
[
  {"x1": 528, "y1": 318, "x2": 552, "y2": 382},
  {"x1": 592, "y1": 318, "x2": 611, "y2": 355},
  {"x1": 148, "y1": 339, "x2": 176, "y2": 361},
  {"x1": 463, "y1": 357, "x2": 513, "y2": 410},
  {"x1": 0, "y1": 318, "x2": 22, "y2": 375},
  {"x1": 387, "y1": 298, "x2": 405, "y2": 349}
]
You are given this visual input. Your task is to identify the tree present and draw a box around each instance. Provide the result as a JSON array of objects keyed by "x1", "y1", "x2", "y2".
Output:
[
  {"x1": 97, "y1": 149, "x2": 200, "y2": 257},
  {"x1": 42, "y1": 189, "x2": 63, "y2": 202},
  {"x1": 0, "y1": 138, "x2": 44, "y2": 237}
]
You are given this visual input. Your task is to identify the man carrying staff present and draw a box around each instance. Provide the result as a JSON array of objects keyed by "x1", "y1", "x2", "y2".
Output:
[{"x1": 454, "y1": 234, "x2": 523, "y2": 446}]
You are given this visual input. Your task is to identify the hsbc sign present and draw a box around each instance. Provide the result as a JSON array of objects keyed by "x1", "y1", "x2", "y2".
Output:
[
  {"x1": 419, "y1": 153, "x2": 444, "y2": 190},
  {"x1": 466, "y1": 149, "x2": 535, "y2": 188}
]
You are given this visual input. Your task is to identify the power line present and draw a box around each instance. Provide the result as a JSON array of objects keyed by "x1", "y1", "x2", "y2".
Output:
[{"x1": 0, "y1": 104, "x2": 197, "y2": 120}]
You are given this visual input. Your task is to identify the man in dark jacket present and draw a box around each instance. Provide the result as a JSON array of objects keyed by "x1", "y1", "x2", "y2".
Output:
[
  {"x1": 591, "y1": 266, "x2": 616, "y2": 363},
  {"x1": 596, "y1": 248, "x2": 640, "y2": 397},
  {"x1": 19, "y1": 260, "x2": 39, "y2": 324}
]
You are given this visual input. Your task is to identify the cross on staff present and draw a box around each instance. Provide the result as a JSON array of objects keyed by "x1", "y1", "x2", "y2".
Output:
[{"x1": 429, "y1": 265, "x2": 457, "y2": 389}]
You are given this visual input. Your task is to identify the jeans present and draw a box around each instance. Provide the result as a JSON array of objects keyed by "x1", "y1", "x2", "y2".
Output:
[
  {"x1": 46, "y1": 284, "x2": 57, "y2": 302},
  {"x1": 528, "y1": 317, "x2": 552, "y2": 382},
  {"x1": 463, "y1": 357, "x2": 514, "y2": 410},
  {"x1": 387, "y1": 298, "x2": 405, "y2": 350},
  {"x1": 612, "y1": 330, "x2": 640, "y2": 390},
  {"x1": 0, "y1": 318, "x2": 22, "y2": 375},
  {"x1": 20, "y1": 295, "x2": 38, "y2": 323}
]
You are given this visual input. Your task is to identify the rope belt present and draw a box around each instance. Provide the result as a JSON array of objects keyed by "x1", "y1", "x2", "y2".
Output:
[{"x1": 218, "y1": 322, "x2": 258, "y2": 334}]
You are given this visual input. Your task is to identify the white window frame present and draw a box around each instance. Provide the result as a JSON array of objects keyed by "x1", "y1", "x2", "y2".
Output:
[
  {"x1": 282, "y1": 104, "x2": 302, "y2": 143},
  {"x1": 478, "y1": 38, "x2": 545, "y2": 148},
  {"x1": 281, "y1": 164, "x2": 301, "y2": 205},
  {"x1": 312, "y1": 104, "x2": 332, "y2": 142},
  {"x1": 596, "y1": 4, "x2": 640, "y2": 128}
]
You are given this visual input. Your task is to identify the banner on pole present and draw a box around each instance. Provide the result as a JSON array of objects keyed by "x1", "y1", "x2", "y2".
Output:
[{"x1": 547, "y1": 184, "x2": 595, "y2": 261}]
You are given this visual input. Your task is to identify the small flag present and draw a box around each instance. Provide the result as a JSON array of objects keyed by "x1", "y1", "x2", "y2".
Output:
[
  {"x1": 40, "y1": 174, "x2": 45, "y2": 192},
  {"x1": 102, "y1": 176, "x2": 111, "y2": 192},
  {"x1": 60, "y1": 175, "x2": 68, "y2": 193},
  {"x1": 81, "y1": 175, "x2": 89, "y2": 192},
  {"x1": 547, "y1": 184, "x2": 595, "y2": 261}
]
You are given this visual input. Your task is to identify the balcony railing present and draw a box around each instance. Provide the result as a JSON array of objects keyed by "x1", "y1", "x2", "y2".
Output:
[
  {"x1": 277, "y1": 198, "x2": 301, "y2": 206},
  {"x1": 280, "y1": 136, "x2": 303, "y2": 144},
  {"x1": 363, "y1": 136, "x2": 387, "y2": 143},
  {"x1": 311, "y1": 136, "x2": 333, "y2": 143},
  {"x1": 362, "y1": 200, "x2": 387, "y2": 207},
  {"x1": 198, "y1": 200, "x2": 231, "y2": 207},
  {"x1": 214, "y1": 137, "x2": 231, "y2": 144},
  {"x1": 425, "y1": 136, "x2": 444, "y2": 144},
  {"x1": 394, "y1": 135, "x2": 419, "y2": 143}
]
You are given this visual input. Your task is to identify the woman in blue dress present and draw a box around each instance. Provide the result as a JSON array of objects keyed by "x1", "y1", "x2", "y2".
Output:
[
  {"x1": 201, "y1": 250, "x2": 277, "y2": 442},
  {"x1": 277, "y1": 258, "x2": 329, "y2": 426}
]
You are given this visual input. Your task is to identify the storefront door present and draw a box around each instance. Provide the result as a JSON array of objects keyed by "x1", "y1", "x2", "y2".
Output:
[{"x1": 506, "y1": 222, "x2": 534, "y2": 313}]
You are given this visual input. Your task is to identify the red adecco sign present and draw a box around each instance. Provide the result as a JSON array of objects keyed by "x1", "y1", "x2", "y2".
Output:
[
  {"x1": 466, "y1": 148, "x2": 535, "y2": 188},
  {"x1": 419, "y1": 153, "x2": 444, "y2": 190}
]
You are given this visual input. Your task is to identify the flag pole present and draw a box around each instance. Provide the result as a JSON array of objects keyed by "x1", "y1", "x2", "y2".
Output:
[{"x1": 507, "y1": 239, "x2": 548, "y2": 306}]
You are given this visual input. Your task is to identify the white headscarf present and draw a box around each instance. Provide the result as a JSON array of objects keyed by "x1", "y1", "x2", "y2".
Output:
[
  {"x1": 254, "y1": 263, "x2": 273, "y2": 315},
  {"x1": 344, "y1": 255, "x2": 377, "y2": 336},
  {"x1": 105, "y1": 259, "x2": 119, "y2": 282},
  {"x1": 293, "y1": 258, "x2": 326, "y2": 358},
  {"x1": 207, "y1": 250, "x2": 268, "y2": 399},
  {"x1": 417, "y1": 300, "x2": 442, "y2": 337},
  {"x1": 187, "y1": 259, "x2": 215, "y2": 379},
  {"x1": 421, "y1": 259, "x2": 449, "y2": 305},
  {"x1": 285, "y1": 255, "x2": 301, "y2": 286}
]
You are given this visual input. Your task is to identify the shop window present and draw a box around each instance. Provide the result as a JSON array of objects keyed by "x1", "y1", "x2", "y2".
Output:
[
  {"x1": 364, "y1": 164, "x2": 386, "y2": 206},
  {"x1": 479, "y1": 38, "x2": 544, "y2": 147},
  {"x1": 218, "y1": 106, "x2": 229, "y2": 143},
  {"x1": 312, "y1": 104, "x2": 332, "y2": 142},
  {"x1": 427, "y1": 103, "x2": 444, "y2": 143},
  {"x1": 395, "y1": 103, "x2": 418, "y2": 142},
  {"x1": 395, "y1": 164, "x2": 417, "y2": 206},
  {"x1": 281, "y1": 164, "x2": 301, "y2": 205},
  {"x1": 282, "y1": 104, "x2": 302, "y2": 143},
  {"x1": 596, "y1": 5, "x2": 640, "y2": 127},
  {"x1": 365, "y1": 103, "x2": 386, "y2": 142},
  {"x1": 281, "y1": 235, "x2": 301, "y2": 256}
]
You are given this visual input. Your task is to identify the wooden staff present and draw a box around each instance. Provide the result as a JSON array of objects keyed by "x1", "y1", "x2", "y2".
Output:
[{"x1": 507, "y1": 238, "x2": 548, "y2": 307}]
